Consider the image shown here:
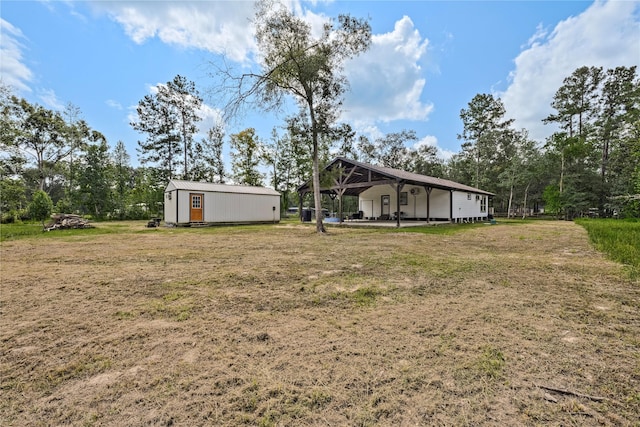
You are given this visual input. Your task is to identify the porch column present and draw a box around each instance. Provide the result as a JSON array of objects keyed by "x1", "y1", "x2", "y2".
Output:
[
  {"x1": 337, "y1": 189, "x2": 346, "y2": 223},
  {"x1": 449, "y1": 190, "x2": 454, "y2": 223},
  {"x1": 423, "y1": 186, "x2": 432, "y2": 223},
  {"x1": 395, "y1": 181, "x2": 404, "y2": 228},
  {"x1": 298, "y1": 190, "x2": 307, "y2": 222}
]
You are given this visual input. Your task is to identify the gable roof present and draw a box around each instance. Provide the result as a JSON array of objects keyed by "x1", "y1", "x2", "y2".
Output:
[
  {"x1": 166, "y1": 180, "x2": 280, "y2": 196},
  {"x1": 298, "y1": 157, "x2": 494, "y2": 197}
]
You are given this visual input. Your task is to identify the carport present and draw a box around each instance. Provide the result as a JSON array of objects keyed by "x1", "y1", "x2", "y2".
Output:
[{"x1": 297, "y1": 157, "x2": 494, "y2": 227}]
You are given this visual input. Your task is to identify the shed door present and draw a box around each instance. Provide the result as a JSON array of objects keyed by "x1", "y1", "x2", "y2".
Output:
[{"x1": 190, "y1": 193, "x2": 203, "y2": 222}]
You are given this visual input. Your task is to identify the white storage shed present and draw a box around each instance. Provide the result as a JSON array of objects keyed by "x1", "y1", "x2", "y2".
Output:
[{"x1": 164, "y1": 180, "x2": 281, "y2": 225}]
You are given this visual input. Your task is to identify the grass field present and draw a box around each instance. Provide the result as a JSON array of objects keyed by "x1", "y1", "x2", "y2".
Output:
[{"x1": 1, "y1": 220, "x2": 639, "y2": 426}]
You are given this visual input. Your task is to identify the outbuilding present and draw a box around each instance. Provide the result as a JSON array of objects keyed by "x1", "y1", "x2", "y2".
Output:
[
  {"x1": 297, "y1": 157, "x2": 494, "y2": 226},
  {"x1": 164, "y1": 180, "x2": 281, "y2": 226}
]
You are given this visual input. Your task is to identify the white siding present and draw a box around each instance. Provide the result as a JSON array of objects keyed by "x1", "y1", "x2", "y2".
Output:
[
  {"x1": 359, "y1": 185, "x2": 452, "y2": 219},
  {"x1": 173, "y1": 190, "x2": 279, "y2": 224},
  {"x1": 164, "y1": 190, "x2": 178, "y2": 223},
  {"x1": 429, "y1": 189, "x2": 451, "y2": 219},
  {"x1": 451, "y1": 191, "x2": 487, "y2": 220},
  {"x1": 177, "y1": 190, "x2": 191, "y2": 223},
  {"x1": 204, "y1": 192, "x2": 279, "y2": 223},
  {"x1": 359, "y1": 185, "x2": 392, "y2": 218},
  {"x1": 164, "y1": 180, "x2": 281, "y2": 225},
  {"x1": 358, "y1": 185, "x2": 488, "y2": 221}
]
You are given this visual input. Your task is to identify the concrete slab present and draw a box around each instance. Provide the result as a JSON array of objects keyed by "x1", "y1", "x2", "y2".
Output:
[{"x1": 326, "y1": 220, "x2": 452, "y2": 228}]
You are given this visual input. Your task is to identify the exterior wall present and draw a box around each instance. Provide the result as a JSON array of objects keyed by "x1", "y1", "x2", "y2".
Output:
[
  {"x1": 176, "y1": 190, "x2": 192, "y2": 223},
  {"x1": 168, "y1": 190, "x2": 280, "y2": 224},
  {"x1": 203, "y1": 192, "x2": 280, "y2": 223},
  {"x1": 164, "y1": 189, "x2": 178, "y2": 223},
  {"x1": 359, "y1": 185, "x2": 452, "y2": 220},
  {"x1": 358, "y1": 185, "x2": 394, "y2": 219},
  {"x1": 429, "y1": 189, "x2": 451, "y2": 219},
  {"x1": 451, "y1": 191, "x2": 488, "y2": 220},
  {"x1": 358, "y1": 185, "x2": 488, "y2": 220}
]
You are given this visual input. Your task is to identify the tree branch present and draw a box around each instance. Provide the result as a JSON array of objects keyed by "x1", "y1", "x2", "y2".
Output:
[{"x1": 535, "y1": 383, "x2": 606, "y2": 402}]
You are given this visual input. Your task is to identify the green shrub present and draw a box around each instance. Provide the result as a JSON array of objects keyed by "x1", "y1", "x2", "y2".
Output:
[
  {"x1": 55, "y1": 198, "x2": 73, "y2": 214},
  {"x1": 576, "y1": 218, "x2": 640, "y2": 276},
  {"x1": 29, "y1": 190, "x2": 53, "y2": 229},
  {"x1": 1, "y1": 209, "x2": 25, "y2": 224}
]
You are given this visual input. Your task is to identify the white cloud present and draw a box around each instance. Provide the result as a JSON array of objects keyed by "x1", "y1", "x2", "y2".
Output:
[
  {"x1": 38, "y1": 88, "x2": 65, "y2": 110},
  {"x1": 414, "y1": 135, "x2": 438, "y2": 149},
  {"x1": 92, "y1": 2, "x2": 257, "y2": 63},
  {"x1": 106, "y1": 99, "x2": 123, "y2": 110},
  {"x1": 342, "y1": 16, "x2": 434, "y2": 126},
  {"x1": 356, "y1": 124, "x2": 384, "y2": 142},
  {"x1": 126, "y1": 104, "x2": 139, "y2": 129},
  {"x1": 414, "y1": 135, "x2": 454, "y2": 161},
  {"x1": 196, "y1": 103, "x2": 225, "y2": 136},
  {"x1": 0, "y1": 19, "x2": 33, "y2": 93},
  {"x1": 500, "y1": 0, "x2": 640, "y2": 142},
  {"x1": 94, "y1": 3, "x2": 433, "y2": 130}
]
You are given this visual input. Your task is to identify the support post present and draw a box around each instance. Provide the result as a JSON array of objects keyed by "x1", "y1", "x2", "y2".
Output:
[
  {"x1": 395, "y1": 181, "x2": 404, "y2": 228},
  {"x1": 298, "y1": 190, "x2": 306, "y2": 222},
  {"x1": 337, "y1": 189, "x2": 346, "y2": 223},
  {"x1": 424, "y1": 186, "x2": 432, "y2": 223},
  {"x1": 449, "y1": 190, "x2": 454, "y2": 223}
]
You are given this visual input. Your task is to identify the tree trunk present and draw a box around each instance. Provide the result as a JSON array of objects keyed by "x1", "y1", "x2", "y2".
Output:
[
  {"x1": 507, "y1": 184, "x2": 513, "y2": 219},
  {"x1": 559, "y1": 151, "x2": 565, "y2": 194},
  {"x1": 309, "y1": 102, "x2": 325, "y2": 233},
  {"x1": 475, "y1": 147, "x2": 480, "y2": 189},
  {"x1": 600, "y1": 137, "x2": 609, "y2": 215},
  {"x1": 522, "y1": 182, "x2": 530, "y2": 219},
  {"x1": 183, "y1": 131, "x2": 189, "y2": 180},
  {"x1": 311, "y1": 141, "x2": 325, "y2": 233}
]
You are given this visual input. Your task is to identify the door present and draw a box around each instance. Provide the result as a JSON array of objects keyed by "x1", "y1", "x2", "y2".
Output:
[
  {"x1": 381, "y1": 195, "x2": 390, "y2": 217},
  {"x1": 190, "y1": 193, "x2": 203, "y2": 222}
]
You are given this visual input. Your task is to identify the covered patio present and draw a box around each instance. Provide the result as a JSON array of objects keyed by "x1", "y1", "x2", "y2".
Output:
[{"x1": 298, "y1": 157, "x2": 494, "y2": 227}]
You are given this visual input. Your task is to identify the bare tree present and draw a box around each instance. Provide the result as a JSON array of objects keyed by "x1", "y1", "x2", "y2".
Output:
[{"x1": 212, "y1": 0, "x2": 371, "y2": 232}]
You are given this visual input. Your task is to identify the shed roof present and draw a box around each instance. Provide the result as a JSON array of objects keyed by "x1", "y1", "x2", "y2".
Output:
[
  {"x1": 166, "y1": 180, "x2": 280, "y2": 196},
  {"x1": 298, "y1": 157, "x2": 494, "y2": 197}
]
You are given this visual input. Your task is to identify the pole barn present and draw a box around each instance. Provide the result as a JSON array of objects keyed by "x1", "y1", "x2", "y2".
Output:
[
  {"x1": 164, "y1": 180, "x2": 281, "y2": 226},
  {"x1": 297, "y1": 157, "x2": 494, "y2": 226}
]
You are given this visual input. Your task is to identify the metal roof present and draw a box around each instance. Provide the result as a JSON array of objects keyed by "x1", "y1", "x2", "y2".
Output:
[
  {"x1": 298, "y1": 157, "x2": 495, "y2": 197},
  {"x1": 166, "y1": 180, "x2": 280, "y2": 196}
]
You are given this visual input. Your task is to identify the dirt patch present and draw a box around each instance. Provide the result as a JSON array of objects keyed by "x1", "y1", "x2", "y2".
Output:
[{"x1": 1, "y1": 221, "x2": 638, "y2": 426}]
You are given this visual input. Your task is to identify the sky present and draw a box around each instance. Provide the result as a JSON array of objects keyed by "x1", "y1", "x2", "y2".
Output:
[{"x1": 1, "y1": 0, "x2": 639, "y2": 169}]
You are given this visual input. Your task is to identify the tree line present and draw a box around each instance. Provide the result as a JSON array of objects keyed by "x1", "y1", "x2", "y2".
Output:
[
  {"x1": 1, "y1": 0, "x2": 638, "y2": 228},
  {"x1": 448, "y1": 65, "x2": 639, "y2": 219},
  {"x1": 1, "y1": 63, "x2": 638, "y2": 225}
]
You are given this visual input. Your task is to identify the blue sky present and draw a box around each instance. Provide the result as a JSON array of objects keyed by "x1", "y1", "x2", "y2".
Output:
[{"x1": 2, "y1": 0, "x2": 639, "y2": 168}]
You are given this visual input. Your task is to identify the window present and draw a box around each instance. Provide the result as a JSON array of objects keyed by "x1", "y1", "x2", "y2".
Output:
[
  {"x1": 480, "y1": 196, "x2": 487, "y2": 213},
  {"x1": 192, "y1": 195, "x2": 201, "y2": 209},
  {"x1": 467, "y1": 193, "x2": 471, "y2": 200},
  {"x1": 400, "y1": 192, "x2": 408, "y2": 205}
]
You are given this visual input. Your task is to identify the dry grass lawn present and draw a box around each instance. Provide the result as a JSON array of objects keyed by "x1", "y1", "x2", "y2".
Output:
[{"x1": 1, "y1": 220, "x2": 639, "y2": 426}]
